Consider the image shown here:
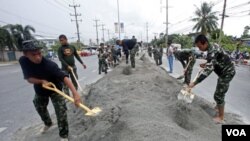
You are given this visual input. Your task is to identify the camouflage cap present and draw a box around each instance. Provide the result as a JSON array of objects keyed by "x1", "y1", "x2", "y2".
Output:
[{"x1": 22, "y1": 40, "x2": 42, "y2": 51}]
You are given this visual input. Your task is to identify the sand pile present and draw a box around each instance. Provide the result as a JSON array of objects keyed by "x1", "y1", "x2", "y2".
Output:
[{"x1": 14, "y1": 54, "x2": 243, "y2": 141}]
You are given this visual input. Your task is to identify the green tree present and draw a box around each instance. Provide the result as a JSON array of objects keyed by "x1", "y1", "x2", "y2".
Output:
[
  {"x1": 191, "y1": 2, "x2": 218, "y2": 35},
  {"x1": 172, "y1": 34, "x2": 193, "y2": 48},
  {"x1": 4, "y1": 24, "x2": 35, "y2": 50},
  {"x1": 241, "y1": 26, "x2": 250, "y2": 38}
]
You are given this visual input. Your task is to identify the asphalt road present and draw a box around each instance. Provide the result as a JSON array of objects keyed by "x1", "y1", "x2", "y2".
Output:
[
  {"x1": 161, "y1": 56, "x2": 250, "y2": 123},
  {"x1": 0, "y1": 55, "x2": 103, "y2": 141}
]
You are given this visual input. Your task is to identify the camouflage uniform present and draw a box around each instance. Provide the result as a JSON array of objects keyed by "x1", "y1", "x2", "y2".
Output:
[
  {"x1": 174, "y1": 49, "x2": 196, "y2": 84},
  {"x1": 130, "y1": 43, "x2": 139, "y2": 68},
  {"x1": 148, "y1": 46, "x2": 152, "y2": 57},
  {"x1": 97, "y1": 47, "x2": 108, "y2": 74},
  {"x1": 33, "y1": 93, "x2": 68, "y2": 138},
  {"x1": 152, "y1": 47, "x2": 161, "y2": 65},
  {"x1": 158, "y1": 46, "x2": 163, "y2": 65},
  {"x1": 193, "y1": 44, "x2": 235, "y2": 106}
]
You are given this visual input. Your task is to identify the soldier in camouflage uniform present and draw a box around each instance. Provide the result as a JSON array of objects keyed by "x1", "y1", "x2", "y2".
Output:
[
  {"x1": 174, "y1": 48, "x2": 196, "y2": 84},
  {"x1": 152, "y1": 45, "x2": 161, "y2": 65},
  {"x1": 19, "y1": 40, "x2": 81, "y2": 141},
  {"x1": 148, "y1": 46, "x2": 152, "y2": 57},
  {"x1": 158, "y1": 45, "x2": 163, "y2": 65},
  {"x1": 97, "y1": 43, "x2": 108, "y2": 74},
  {"x1": 116, "y1": 39, "x2": 139, "y2": 68},
  {"x1": 189, "y1": 35, "x2": 235, "y2": 123}
]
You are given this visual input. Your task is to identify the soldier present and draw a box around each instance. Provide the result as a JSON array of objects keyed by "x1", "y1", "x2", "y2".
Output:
[
  {"x1": 152, "y1": 45, "x2": 161, "y2": 65},
  {"x1": 174, "y1": 48, "x2": 196, "y2": 84},
  {"x1": 116, "y1": 39, "x2": 139, "y2": 68},
  {"x1": 111, "y1": 45, "x2": 119, "y2": 66},
  {"x1": 19, "y1": 40, "x2": 81, "y2": 141},
  {"x1": 58, "y1": 35, "x2": 86, "y2": 95},
  {"x1": 158, "y1": 45, "x2": 163, "y2": 65},
  {"x1": 97, "y1": 43, "x2": 108, "y2": 74},
  {"x1": 148, "y1": 46, "x2": 152, "y2": 57},
  {"x1": 189, "y1": 35, "x2": 235, "y2": 123}
]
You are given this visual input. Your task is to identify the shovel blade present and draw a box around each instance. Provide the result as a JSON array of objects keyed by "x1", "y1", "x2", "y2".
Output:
[
  {"x1": 84, "y1": 107, "x2": 102, "y2": 116},
  {"x1": 177, "y1": 89, "x2": 195, "y2": 103}
]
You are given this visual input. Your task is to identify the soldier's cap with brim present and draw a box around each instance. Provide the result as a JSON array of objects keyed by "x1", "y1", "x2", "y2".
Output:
[{"x1": 22, "y1": 40, "x2": 43, "y2": 51}]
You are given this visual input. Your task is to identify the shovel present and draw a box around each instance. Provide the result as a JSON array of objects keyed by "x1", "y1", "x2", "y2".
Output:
[
  {"x1": 42, "y1": 82, "x2": 101, "y2": 116},
  {"x1": 176, "y1": 56, "x2": 193, "y2": 79},
  {"x1": 177, "y1": 69, "x2": 202, "y2": 103},
  {"x1": 69, "y1": 68, "x2": 85, "y2": 96}
]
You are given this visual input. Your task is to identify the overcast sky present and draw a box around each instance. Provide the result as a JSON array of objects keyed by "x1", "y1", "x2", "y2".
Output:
[{"x1": 0, "y1": 0, "x2": 249, "y2": 44}]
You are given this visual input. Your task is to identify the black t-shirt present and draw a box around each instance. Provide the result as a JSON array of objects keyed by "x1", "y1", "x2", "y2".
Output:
[
  {"x1": 122, "y1": 39, "x2": 136, "y2": 51},
  {"x1": 19, "y1": 56, "x2": 68, "y2": 96}
]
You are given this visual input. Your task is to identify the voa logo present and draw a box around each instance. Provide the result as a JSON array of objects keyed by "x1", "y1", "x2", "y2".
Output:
[{"x1": 226, "y1": 129, "x2": 246, "y2": 136}]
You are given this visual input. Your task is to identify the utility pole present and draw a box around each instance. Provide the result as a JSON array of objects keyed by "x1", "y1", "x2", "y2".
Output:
[
  {"x1": 219, "y1": 0, "x2": 227, "y2": 45},
  {"x1": 107, "y1": 29, "x2": 110, "y2": 41},
  {"x1": 69, "y1": 1, "x2": 81, "y2": 48},
  {"x1": 117, "y1": 0, "x2": 121, "y2": 39},
  {"x1": 93, "y1": 18, "x2": 100, "y2": 45},
  {"x1": 101, "y1": 24, "x2": 105, "y2": 43},
  {"x1": 165, "y1": 0, "x2": 168, "y2": 48},
  {"x1": 146, "y1": 22, "x2": 149, "y2": 47}
]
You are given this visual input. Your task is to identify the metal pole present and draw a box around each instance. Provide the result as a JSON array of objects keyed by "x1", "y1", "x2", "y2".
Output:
[
  {"x1": 218, "y1": 0, "x2": 227, "y2": 45},
  {"x1": 165, "y1": 0, "x2": 168, "y2": 48},
  {"x1": 117, "y1": 0, "x2": 121, "y2": 39}
]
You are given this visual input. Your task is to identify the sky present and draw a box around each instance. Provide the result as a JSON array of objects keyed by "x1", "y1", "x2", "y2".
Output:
[{"x1": 0, "y1": 0, "x2": 249, "y2": 44}]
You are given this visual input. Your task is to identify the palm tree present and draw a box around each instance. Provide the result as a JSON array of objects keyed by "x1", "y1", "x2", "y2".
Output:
[
  {"x1": 0, "y1": 27, "x2": 14, "y2": 61},
  {"x1": 191, "y1": 2, "x2": 218, "y2": 35},
  {"x1": 4, "y1": 24, "x2": 35, "y2": 50}
]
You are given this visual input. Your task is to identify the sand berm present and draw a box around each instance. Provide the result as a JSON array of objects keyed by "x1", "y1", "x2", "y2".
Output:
[{"x1": 14, "y1": 53, "x2": 243, "y2": 141}]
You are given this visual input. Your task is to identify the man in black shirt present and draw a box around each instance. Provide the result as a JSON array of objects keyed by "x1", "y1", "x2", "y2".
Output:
[
  {"x1": 116, "y1": 39, "x2": 139, "y2": 68},
  {"x1": 19, "y1": 40, "x2": 81, "y2": 141}
]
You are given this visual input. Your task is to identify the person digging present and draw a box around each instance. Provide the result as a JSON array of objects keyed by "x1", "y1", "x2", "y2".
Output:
[
  {"x1": 188, "y1": 35, "x2": 235, "y2": 124},
  {"x1": 19, "y1": 40, "x2": 82, "y2": 141}
]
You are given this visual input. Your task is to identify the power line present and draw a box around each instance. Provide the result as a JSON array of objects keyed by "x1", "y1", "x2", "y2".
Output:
[{"x1": 0, "y1": 8, "x2": 72, "y2": 35}]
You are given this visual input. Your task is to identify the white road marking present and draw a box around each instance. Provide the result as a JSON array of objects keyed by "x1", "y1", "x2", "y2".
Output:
[
  {"x1": 0, "y1": 127, "x2": 7, "y2": 133},
  {"x1": 92, "y1": 69, "x2": 97, "y2": 73}
]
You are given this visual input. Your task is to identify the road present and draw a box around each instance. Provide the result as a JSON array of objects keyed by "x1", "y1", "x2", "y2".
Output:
[
  {"x1": 161, "y1": 56, "x2": 250, "y2": 123},
  {"x1": 0, "y1": 55, "x2": 103, "y2": 141}
]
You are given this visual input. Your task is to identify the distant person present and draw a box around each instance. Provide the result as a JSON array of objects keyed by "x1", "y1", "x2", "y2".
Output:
[
  {"x1": 148, "y1": 46, "x2": 152, "y2": 57},
  {"x1": 166, "y1": 42, "x2": 174, "y2": 73},
  {"x1": 158, "y1": 45, "x2": 163, "y2": 65},
  {"x1": 189, "y1": 34, "x2": 235, "y2": 123},
  {"x1": 19, "y1": 40, "x2": 81, "y2": 141},
  {"x1": 116, "y1": 39, "x2": 139, "y2": 68},
  {"x1": 111, "y1": 45, "x2": 119, "y2": 66},
  {"x1": 152, "y1": 45, "x2": 161, "y2": 65},
  {"x1": 97, "y1": 43, "x2": 108, "y2": 74},
  {"x1": 58, "y1": 35, "x2": 86, "y2": 95},
  {"x1": 174, "y1": 48, "x2": 196, "y2": 85}
]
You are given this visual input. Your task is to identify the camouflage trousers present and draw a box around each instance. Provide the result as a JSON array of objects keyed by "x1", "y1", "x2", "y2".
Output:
[
  {"x1": 62, "y1": 66, "x2": 78, "y2": 95},
  {"x1": 33, "y1": 93, "x2": 68, "y2": 138},
  {"x1": 130, "y1": 44, "x2": 139, "y2": 68},
  {"x1": 214, "y1": 70, "x2": 235, "y2": 106},
  {"x1": 184, "y1": 59, "x2": 195, "y2": 84},
  {"x1": 99, "y1": 58, "x2": 108, "y2": 73}
]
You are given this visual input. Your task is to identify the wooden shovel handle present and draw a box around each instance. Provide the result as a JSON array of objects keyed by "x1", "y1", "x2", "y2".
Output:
[{"x1": 42, "y1": 82, "x2": 92, "y2": 113}]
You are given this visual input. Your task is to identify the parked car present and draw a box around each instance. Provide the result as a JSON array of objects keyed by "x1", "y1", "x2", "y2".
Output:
[{"x1": 80, "y1": 50, "x2": 91, "y2": 57}]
